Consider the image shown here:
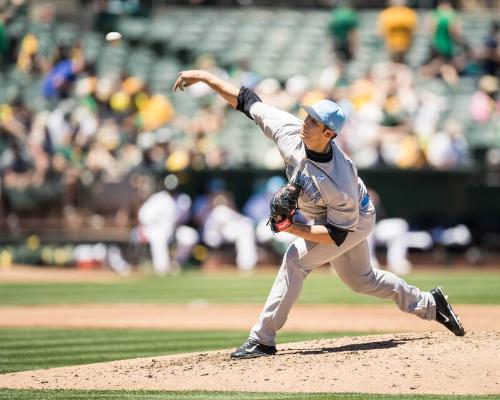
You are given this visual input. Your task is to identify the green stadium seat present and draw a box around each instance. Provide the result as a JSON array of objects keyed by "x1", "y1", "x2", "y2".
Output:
[
  {"x1": 55, "y1": 23, "x2": 79, "y2": 47},
  {"x1": 117, "y1": 18, "x2": 149, "y2": 43},
  {"x1": 6, "y1": 16, "x2": 28, "y2": 40}
]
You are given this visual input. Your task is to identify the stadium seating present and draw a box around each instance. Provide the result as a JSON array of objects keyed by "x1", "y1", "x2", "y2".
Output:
[{"x1": 1, "y1": 7, "x2": 498, "y2": 167}]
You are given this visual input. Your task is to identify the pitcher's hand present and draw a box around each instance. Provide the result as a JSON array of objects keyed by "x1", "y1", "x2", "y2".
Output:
[{"x1": 172, "y1": 70, "x2": 208, "y2": 92}]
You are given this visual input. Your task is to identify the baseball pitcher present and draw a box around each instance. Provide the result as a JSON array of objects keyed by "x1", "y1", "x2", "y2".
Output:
[{"x1": 173, "y1": 70, "x2": 465, "y2": 359}]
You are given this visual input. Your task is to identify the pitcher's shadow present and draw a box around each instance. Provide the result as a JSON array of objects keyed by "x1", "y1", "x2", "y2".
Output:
[{"x1": 279, "y1": 336, "x2": 425, "y2": 356}]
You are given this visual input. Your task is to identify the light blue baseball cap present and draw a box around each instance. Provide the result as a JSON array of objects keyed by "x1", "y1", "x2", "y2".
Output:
[{"x1": 300, "y1": 100, "x2": 346, "y2": 134}]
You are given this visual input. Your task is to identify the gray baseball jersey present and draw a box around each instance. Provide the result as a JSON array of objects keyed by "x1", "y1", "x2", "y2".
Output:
[
  {"x1": 250, "y1": 102, "x2": 375, "y2": 231},
  {"x1": 247, "y1": 101, "x2": 436, "y2": 347}
]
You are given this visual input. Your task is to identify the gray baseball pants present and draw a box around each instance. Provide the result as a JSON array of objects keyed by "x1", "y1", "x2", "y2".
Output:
[{"x1": 250, "y1": 212, "x2": 437, "y2": 346}]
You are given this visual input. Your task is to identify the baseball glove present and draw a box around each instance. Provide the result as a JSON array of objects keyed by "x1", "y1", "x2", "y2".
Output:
[{"x1": 268, "y1": 182, "x2": 302, "y2": 233}]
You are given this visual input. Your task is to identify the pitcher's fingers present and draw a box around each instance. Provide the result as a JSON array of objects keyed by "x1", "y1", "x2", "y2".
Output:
[{"x1": 172, "y1": 78, "x2": 182, "y2": 92}]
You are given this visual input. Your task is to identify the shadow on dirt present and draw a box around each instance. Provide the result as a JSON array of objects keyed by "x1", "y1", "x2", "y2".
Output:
[{"x1": 282, "y1": 336, "x2": 427, "y2": 356}]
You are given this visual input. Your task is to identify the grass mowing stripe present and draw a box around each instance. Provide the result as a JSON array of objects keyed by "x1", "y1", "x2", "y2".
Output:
[
  {"x1": 0, "y1": 390, "x2": 498, "y2": 400},
  {"x1": 0, "y1": 327, "x2": 244, "y2": 341},
  {"x1": 0, "y1": 334, "x2": 244, "y2": 351},
  {"x1": 1, "y1": 271, "x2": 499, "y2": 305},
  {"x1": 0, "y1": 329, "x2": 227, "y2": 338},
  {"x1": 1, "y1": 341, "x2": 188, "y2": 353},
  {"x1": 4, "y1": 351, "x2": 176, "y2": 364},
  {"x1": 0, "y1": 334, "x2": 261, "y2": 350},
  {"x1": 0, "y1": 328, "x2": 361, "y2": 373},
  {"x1": 2, "y1": 344, "x2": 189, "y2": 358},
  {"x1": 0, "y1": 335, "x2": 256, "y2": 353},
  {"x1": 4, "y1": 338, "x2": 260, "y2": 359}
]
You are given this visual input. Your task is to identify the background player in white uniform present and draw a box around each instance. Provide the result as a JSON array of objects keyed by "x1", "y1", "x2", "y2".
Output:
[
  {"x1": 193, "y1": 180, "x2": 258, "y2": 271},
  {"x1": 137, "y1": 177, "x2": 198, "y2": 275},
  {"x1": 173, "y1": 70, "x2": 465, "y2": 359},
  {"x1": 202, "y1": 195, "x2": 258, "y2": 272}
]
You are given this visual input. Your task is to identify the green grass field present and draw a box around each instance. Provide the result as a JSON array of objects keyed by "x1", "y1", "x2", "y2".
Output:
[
  {"x1": 0, "y1": 328, "x2": 363, "y2": 373},
  {"x1": 1, "y1": 269, "x2": 499, "y2": 399},
  {"x1": 0, "y1": 389, "x2": 498, "y2": 400},
  {"x1": 1, "y1": 270, "x2": 499, "y2": 305}
]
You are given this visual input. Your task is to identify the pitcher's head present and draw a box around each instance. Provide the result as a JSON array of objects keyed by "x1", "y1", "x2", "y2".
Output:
[{"x1": 300, "y1": 100, "x2": 345, "y2": 149}]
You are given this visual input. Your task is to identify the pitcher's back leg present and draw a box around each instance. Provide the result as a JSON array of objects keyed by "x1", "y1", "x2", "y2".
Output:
[{"x1": 331, "y1": 240, "x2": 436, "y2": 320}]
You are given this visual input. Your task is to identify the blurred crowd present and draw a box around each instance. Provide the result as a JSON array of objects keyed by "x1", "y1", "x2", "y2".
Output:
[
  {"x1": 328, "y1": 0, "x2": 498, "y2": 169},
  {"x1": 0, "y1": 0, "x2": 497, "y2": 271}
]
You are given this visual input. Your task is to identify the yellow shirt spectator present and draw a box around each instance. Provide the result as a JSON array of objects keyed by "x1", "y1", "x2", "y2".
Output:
[
  {"x1": 138, "y1": 94, "x2": 175, "y2": 131},
  {"x1": 349, "y1": 78, "x2": 376, "y2": 111},
  {"x1": 378, "y1": 5, "x2": 418, "y2": 54},
  {"x1": 396, "y1": 135, "x2": 426, "y2": 169},
  {"x1": 17, "y1": 33, "x2": 38, "y2": 72}
]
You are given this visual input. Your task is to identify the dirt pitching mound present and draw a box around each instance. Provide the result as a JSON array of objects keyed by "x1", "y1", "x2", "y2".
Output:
[{"x1": 1, "y1": 331, "x2": 499, "y2": 395}]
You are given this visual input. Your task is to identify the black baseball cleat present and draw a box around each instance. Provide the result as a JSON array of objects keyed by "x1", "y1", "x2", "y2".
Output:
[
  {"x1": 431, "y1": 287, "x2": 465, "y2": 336},
  {"x1": 230, "y1": 338, "x2": 277, "y2": 359}
]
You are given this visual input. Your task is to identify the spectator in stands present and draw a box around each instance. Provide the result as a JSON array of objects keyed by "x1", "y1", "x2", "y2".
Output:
[
  {"x1": 42, "y1": 48, "x2": 85, "y2": 100},
  {"x1": 480, "y1": 21, "x2": 499, "y2": 77},
  {"x1": 0, "y1": 8, "x2": 9, "y2": 70},
  {"x1": 1, "y1": 129, "x2": 64, "y2": 216},
  {"x1": 85, "y1": 121, "x2": 132, "y2": 181},
  {"x1": 469, "y1": 74, "x2": 499, "y2": 124},
  {"x1": 426, "y1": 119, "x2": 469, "y2": 170},
  {"x1": 232, "y1": 58, "x2": 261, "y2": 89},
  {"x1": 136, "y1": 86, "x2": 175, "y2": 131},
  {"x1": 455, "y1": 42, "x2": 482, "y2": 79},
  {"x1": 431, "y1": 1, "x2": 462, "y2": 59},
  {"x1": 420, "y1": 0, "x2": 463, "y2": 85},
  {"x1": 412, "y1": 87, "x2": 447, "y2": 144},
  {"x1": 0, "y1": 97, "x2": 32, "y2": 140},
  {"x1": 377, "y1": 0, "x2": 418, "y2": 63},
  {"x1": 92, "y1": 0, "x2": 151, "y2": 31},
  {"x1": 16, "y1": 33, "x2": 44, "y2": 76},
  {"x1": 328, "y1": 0, "x2": 359, "y2": 63},
  {"x1": 373, "y1": 62, "x2": 418, "y2": 127},
  {"x1": 395, "y1": 131, "x2": 427, "y2": 169},
  {"x1": 185, "y1": 99, "x2": 224, "y2": 138},
  {"x1": 341, "y1": 61, "x2": 424, "y2": 170},
  {"x1": 254, "y1": 78, "x2": 294, "y2": 112}
]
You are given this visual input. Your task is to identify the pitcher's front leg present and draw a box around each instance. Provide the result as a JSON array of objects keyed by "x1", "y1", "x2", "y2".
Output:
[{"x1": 250, "y1": 239, "x2": 312, "y2": 346}]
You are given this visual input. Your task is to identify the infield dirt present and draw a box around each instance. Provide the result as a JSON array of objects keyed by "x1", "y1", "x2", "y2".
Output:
[{"x1": 1, "y1": 331, "x2": 499, "y2": 395}]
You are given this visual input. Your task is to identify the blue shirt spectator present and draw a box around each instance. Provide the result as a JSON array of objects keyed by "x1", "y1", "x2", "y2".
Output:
[{"x1": 42, "y1": 59, "x2": 78, "y2": 99}]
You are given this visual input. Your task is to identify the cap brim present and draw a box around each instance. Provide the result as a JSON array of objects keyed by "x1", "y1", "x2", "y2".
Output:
[{"x1": 300, "y1": 104, "x2": 327, "y2": 129}]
